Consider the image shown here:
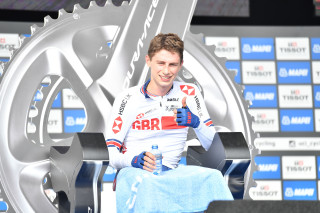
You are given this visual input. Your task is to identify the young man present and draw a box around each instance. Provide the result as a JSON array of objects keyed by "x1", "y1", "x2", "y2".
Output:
[
  {"x1": 105, "y1": 33, "x2": 233, "y2": 212},
  {"x1": 105, "y1": 33, "x2": 216, "y2": 172}
]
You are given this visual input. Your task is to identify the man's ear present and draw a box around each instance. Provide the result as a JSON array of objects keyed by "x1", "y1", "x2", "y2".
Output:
[
  {"x1": 145, "y1": 55, "x2": 151, "y2": 66},
  {"x1": 180, "y1": 59, "x2": 184, "y2": 67}
]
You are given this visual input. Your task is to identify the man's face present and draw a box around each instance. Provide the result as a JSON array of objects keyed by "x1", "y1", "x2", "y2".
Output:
[{"x1": 146, "y1": 49, "x2": 183, "y2": 93}]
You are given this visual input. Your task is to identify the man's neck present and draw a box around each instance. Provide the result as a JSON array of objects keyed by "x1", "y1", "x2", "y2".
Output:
[{"x1": 147, "y1": 81, "x2": 173, "y2": 97}]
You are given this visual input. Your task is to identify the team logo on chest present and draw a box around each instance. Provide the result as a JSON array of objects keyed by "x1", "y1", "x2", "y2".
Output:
[
  {"x1": 112, "y1": 116, "x2": 123, "y2": 134},
  {"x1": 180, "y1": 85, "x2": 195, "y2": 96}
]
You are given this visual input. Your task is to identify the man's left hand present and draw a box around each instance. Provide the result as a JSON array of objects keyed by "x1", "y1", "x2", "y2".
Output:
[{"x1": 174, "y1": 97, "x2": 200, "y2": 128}]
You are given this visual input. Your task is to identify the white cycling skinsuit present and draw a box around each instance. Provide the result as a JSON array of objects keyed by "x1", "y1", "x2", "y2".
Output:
[{"x1": 105, "y1": 80, "x2": 216, "y2": 170}]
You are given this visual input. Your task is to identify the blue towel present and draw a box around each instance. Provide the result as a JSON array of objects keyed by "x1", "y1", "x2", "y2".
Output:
[{"x1": 116, "y1": 165, "x2": 234, "y2": 213}]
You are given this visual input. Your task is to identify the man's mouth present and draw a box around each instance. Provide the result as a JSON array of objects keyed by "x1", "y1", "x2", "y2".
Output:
[{"x1": 160, "y1": 75, "x2": 171, "y2": 81}]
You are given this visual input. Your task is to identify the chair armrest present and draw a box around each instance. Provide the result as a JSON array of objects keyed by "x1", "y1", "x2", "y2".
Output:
[
  {"x1": 186, "y1": 132, "x2": 251, "y2": 199},
  {"x1": 50, "y1": 132, "x2": 109, "y2": 212}
]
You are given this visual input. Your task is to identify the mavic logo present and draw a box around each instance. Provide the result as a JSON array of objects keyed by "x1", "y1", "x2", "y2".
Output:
[
  {"x1": 112, "y1": 116, "x2": 123, "y2": 134},
  {"x1": 180, "y1": 85, "x2": 195, "y2": 96}
]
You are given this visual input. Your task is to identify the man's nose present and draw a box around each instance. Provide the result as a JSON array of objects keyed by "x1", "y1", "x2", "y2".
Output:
[{"x1": 163, "y1": 65, "x2": 169, "y2": 74}]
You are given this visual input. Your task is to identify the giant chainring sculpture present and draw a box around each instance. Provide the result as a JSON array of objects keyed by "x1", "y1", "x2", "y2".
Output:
[{"x1": 0, "y1": 0, "x2": 258, "y2": 212}]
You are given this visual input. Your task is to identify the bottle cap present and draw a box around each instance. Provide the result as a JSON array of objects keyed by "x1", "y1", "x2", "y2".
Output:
[{"x1": 152, "y1": 144, "x2": 158, "y2": 149}]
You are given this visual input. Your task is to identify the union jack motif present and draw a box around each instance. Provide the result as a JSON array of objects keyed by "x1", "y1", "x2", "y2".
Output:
[
  {"x1": 180, "y1": 85, "x2": 195, "y2": 96},
  {"x1": 112, "y1": 116, "x2": 123, "y2": 134},
  {"x1": 204, "y1": 118, "x2": 214, "y2": 127},
  {"x1": 106, "y1": 139, "x2": 122, "y2": 151}
]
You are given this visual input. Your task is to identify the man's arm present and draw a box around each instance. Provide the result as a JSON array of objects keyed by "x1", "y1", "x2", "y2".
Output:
[
  {"x1": 105, "y1": 91, "x2": 156, "y2": 171},
  {"x1": 174, "y1": 85, "x2": 216, "y2": 151}
]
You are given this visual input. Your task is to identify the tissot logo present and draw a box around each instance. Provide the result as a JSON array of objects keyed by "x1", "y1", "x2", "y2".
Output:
[
  {"x1": 244, "y1": 85, "x2": 277, "y2": 108},
  {"x1": 283, "y1": 181, "x2": 317, "y2": 200},
  {"x1": 253, "y1": 156, "x2": 280, "y2": 179},
  {"x1": 63, "y1": 89, "x2": 85, "y2": 108},
  {"x1": 280, "y1": 109, "x2": 313, "y2": 132},
  {"x1": 282, "y1": 156, "x2": 316, "y2": 179},
  {"x1": 277, "y1": 62, "x2": 311, "y2": 83},
  {"x1": 205, "y1": 37, "x2": 240, "y2": 60},
  {"x1": 0, "y1": 33, "x2": 20, "y2": 57},
  {"x1": 250, "y1": 181, "x2": 282, "y2": 200},
  {"x1": 279, "y1": 85, "x2": 312, "y2": 108},
  {"x1": 241, "y1": 38, "x2": 274, "y2": 59},
  {"x1": 249, "y1": 109, "x2": 278, "y2": 132},
  {"x1": 242, "y1": 61, "x2": 276, "y2": 84},
  {"x1": 215, "y1": 41, "x2": 236, "y2": 53},
  {"x1": 276, "y1": 37, "x2": 310, "y2": 60}
]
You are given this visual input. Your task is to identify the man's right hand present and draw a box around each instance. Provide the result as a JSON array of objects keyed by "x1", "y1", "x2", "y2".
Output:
[{"x1": 131, "y1": 151, "x2": 156, "y2": 172}]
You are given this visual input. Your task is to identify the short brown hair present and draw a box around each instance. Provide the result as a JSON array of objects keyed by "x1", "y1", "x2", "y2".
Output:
[{"x1": 148, "y1": 33, "x2": 184, "y2": 62}]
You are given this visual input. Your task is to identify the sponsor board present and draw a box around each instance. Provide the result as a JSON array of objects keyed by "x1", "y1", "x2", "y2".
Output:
[
  {"x1": 47, "y1": 109, "x2": 62, "y2": 133},
  {"x1": 0, "y1": 201, "x2": 8, "y2": 211},
  {"x1": 311, "y1": 38, "x2": 320, "y2": 60},
  {"x1": 253, "y1": 156, "x2": 281, "y2": 179},
  {"x1": 242, "y1": 61, "x2": 276, "y2": 84},
  {"x1": 314, "y1": 85, "x2": 320, "y2": 108},
  {"x1": 278, "y1": 85, "x2": 312, "y2": 108},
  {"x1": 241, "y1": 37, "x2": 274, "y2": 60},
  {"x1": 249, "y1": 181, "x2": 282, "y2": 200},
  {"x1": 283, "y1": 181, "x2": 317, "y2": 200},
  {"x1": 0, "y1": 58, "x2": 9, "y2": 62},
  {"x1": 62, "y1": 89, "x2": 85, "y2": 108},
  {"x1": 255, "y1": 137, "x2": 320, "y2": 151},
  {"x1": 316, "y1": 109, "x2": 320, "y2": 132},
  {"x1": 249, "y1": 109, "x2": 279, "y2": 132},
  {"x1": 277, "y1": 61, "x2": 311, "y2": 84},
  {"x1": 312, "y1": 61, "x2": 320, "y2": 84},
  {"x1": 225, "y1": 61, "x2": 241, "y2": 84},
  {"x1": 33, "y1": 90, "x2": 43, "y2": 102},
  {"x1": 244, "y1": 85, "x2": 277, "y2": 108},
  {"x1": 0, "y1": 33, "x2": 20, "y2": 57},
  {"x1": 205, "y1": 37, "x2": 240, "y2": 60},
  {"x1": 318, "y1": 157, "x2": 320, "y2": 180},
  {"x1": 280, "y1": 109, "x2": 314, "y2": 132},
  {"x1": 103, "y1": 166, "x2": 117, "y2": 182},
  {"x1": 276, "y1": 37, "x2": 310, "y2": 60},
  {"x1": 51, "y1": 92, "x2": 61, "y2": 108},
  {"x1": 63, "y1": 109, "x2": 86, "y2": 133},
  {"x1": 282, "y1": 156, "x2": 316, "y2": 179}
]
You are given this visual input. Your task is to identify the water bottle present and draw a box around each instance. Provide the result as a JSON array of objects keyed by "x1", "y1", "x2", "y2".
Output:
[{"x1": 151, "y1": 144, "x2": 162, "y2": 175}]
